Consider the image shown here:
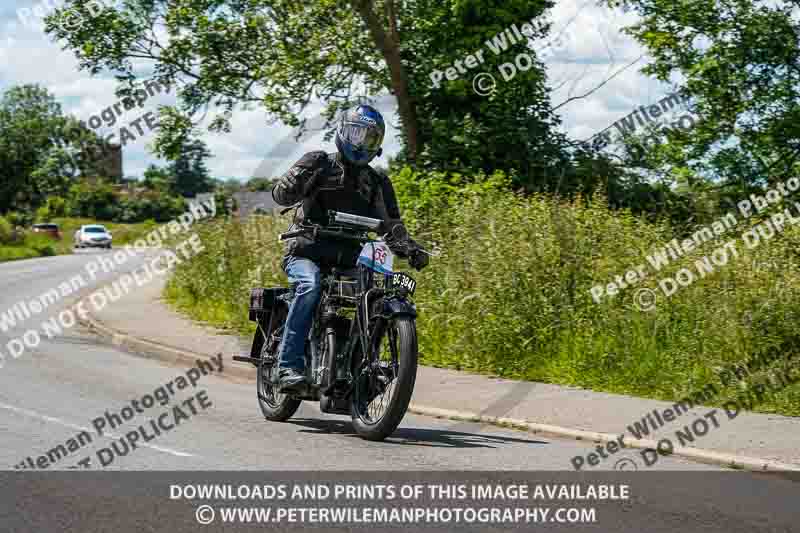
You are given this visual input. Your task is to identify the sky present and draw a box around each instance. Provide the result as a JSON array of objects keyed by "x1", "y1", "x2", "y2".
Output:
[{"x1": 0, "y1": 0, "x2": 683, "y2": 182}]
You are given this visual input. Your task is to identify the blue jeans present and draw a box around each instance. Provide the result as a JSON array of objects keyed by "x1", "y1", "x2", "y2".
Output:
[{"x1": 277, "y1": 256, "x2": 322, "y2": 371}]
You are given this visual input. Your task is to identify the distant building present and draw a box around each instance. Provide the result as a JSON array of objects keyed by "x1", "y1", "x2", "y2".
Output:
[
  {"x1": 67, "y1": 122, "x2": 123, "y2": 181},
  {"x1": 189, "y1": 191, "x2": 280, "y2": 219},
  {"x1": 233, "y1": 191, "x2": 278, "y2": 218}
]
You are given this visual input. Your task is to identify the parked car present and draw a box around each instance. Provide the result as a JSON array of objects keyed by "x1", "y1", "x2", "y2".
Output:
[
  {"x1": 74, "y1": 225, "x2": 113, "y2": 249},
  {"x1": 31, "y1": 223, "x2": 62, "y2": 240}
]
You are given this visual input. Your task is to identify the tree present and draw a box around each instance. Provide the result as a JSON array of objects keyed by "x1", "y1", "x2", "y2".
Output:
[
  {"x1": 600, "y1": 0, "x2": 800, "y2": 210},
  {"x1": 46, "y1": 0, "x2": 570, "y2": 190},
  {"x1": 396, "y1": 0, "x2": 574, "y2": 191},
  {"x1": 245, "y1": 177, "x2": 276, "y2": 192},
  {"x1": 167, "y1": 138, "x2": 214, "y2": 197},
  {"x1": 142, "y1": 164, "x2": 172, "y2": 191},
  {"x1": 0, "y1": 85, "x2": 116, "y2": 213}
]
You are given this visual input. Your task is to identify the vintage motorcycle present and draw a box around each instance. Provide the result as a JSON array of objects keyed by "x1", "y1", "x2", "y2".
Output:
[{"x1": 234, "y1": 211, "x2": 428, "y2": 441}]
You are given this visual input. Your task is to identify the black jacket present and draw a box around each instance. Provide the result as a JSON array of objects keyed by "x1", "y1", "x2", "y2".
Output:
[{"x1": 272, "y1": 151, "x2": 409, "y2": 267}]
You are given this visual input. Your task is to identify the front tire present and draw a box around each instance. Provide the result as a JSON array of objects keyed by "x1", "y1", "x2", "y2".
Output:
[{"x1": 351, "y1": 317, "x2": 418, "y2": 441}]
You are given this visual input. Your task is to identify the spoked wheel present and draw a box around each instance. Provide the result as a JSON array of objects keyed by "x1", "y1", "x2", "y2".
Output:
[
  {"x1": 257, "y1": 358, "x2": 302, "y2": 422},
  {"x1": 351, "y1": 317, "x2": 418, "y2": 441}
]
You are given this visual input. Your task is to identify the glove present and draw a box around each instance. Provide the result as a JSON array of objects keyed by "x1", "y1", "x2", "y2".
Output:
[
  {"x1": 408, "y1": 248, "x2": 429, "y2": 271},
  {"x1": 384, "y1": 224, "x2": 410, "y2": 255},
  {"x1": 302, "y1": 168, "x2": 325, "y2": 198},
  {"x1": 384, "y1": 224, "x2": 429, "y2": 270}
]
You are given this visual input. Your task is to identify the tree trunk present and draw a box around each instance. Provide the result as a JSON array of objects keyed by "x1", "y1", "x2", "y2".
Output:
[{"x1": 349, "y1": 0, "x2": 419, "y2": 161}]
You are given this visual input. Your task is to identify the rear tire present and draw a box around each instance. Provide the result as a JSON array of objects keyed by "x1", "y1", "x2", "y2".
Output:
[
  {"x1": 257, "y1": 360, "x2": 302, "y2": 421},
  {"x1": 351, "y1": 317, "x2": 418, "y2": 441}
]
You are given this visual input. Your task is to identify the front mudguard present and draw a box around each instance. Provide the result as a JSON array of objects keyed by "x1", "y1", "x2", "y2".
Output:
[{"x1": 380, "y1": 296, "x2": 417, "y2": 319}]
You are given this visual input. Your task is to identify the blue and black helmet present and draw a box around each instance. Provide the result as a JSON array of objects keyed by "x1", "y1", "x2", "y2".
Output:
[{"x1": 335, "y1": 105, "x2": 385, "y2": 166}]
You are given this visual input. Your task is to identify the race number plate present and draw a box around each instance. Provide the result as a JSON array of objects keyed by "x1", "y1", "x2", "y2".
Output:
[
  {"x1": 390, "y1": 272, "x2": 417, "y2": 296},
  {"x1": 357, "y1": 242, "x2": 394, "y2": 274}
]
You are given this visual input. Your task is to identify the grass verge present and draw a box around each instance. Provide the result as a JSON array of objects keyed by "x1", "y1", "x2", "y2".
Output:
[{"x1": 163, "y1": 182, "x2": 800, "y2": 417}]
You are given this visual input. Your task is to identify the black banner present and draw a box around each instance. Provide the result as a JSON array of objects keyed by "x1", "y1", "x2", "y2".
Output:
[{"x1": 2, "y1": 471, "x2": 798, "y2": 532}]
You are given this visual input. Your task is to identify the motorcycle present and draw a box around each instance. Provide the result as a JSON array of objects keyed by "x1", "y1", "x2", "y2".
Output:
[{"x1": 234, "y1": 210, "x2": 428, "y2": 441}]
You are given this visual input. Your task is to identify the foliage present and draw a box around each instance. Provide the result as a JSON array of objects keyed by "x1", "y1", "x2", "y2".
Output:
[
  {"x1": 47, "y1": 0, "x2": 576, "y2": 191},
  {"x1": 65, "y1": 181, "x2": 186, "y2": 223},
  {"x1": 398, "y1": 0, "x2": 573, "y2": 190},
  {"x1": 51, "y1": 217, "x2": 158, "y2": 252},
  {"x1": 599, "y1": 0, "x2": 800, "y2": 208},
  {"x1": 0, "y1": 217, "x2": 159, "y2": 261},
  {"x1": 5, "y1": 211, "x2": 34, "y2": 228},
  {"x1": 166, "y1": 137, "x2": 215, "y2": 197},
  {"x1": 213, "y1": 191, "x2": 238, "y2": 217},
  {"x1": 0, "y1": 85, "x2": 71, "y2": 213},
  {"x1": 0, "y1": 84, "x2": 120, "y2": 215},
  {"x1": 165, "y1": 170, "x2": 800, "y2": 416},
  {"x1": 0, "y1": 216, "x2": 14, "y2": 245},
  {"x1": 142, "y1": 164, "x2": 173, "y2": 191},
  {"x1": 246, "y1": 177, "x2": 276, "y2": 192}
]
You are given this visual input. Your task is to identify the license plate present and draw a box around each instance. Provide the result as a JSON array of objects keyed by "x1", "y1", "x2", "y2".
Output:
[{"x1": 390, "y1": 272, "x2": 417, "y2": 296}]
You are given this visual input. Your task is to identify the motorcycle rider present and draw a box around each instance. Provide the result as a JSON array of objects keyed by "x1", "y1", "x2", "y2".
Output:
[{"x1": 271, "y1": 104, "x2": 429, "y2": 392}]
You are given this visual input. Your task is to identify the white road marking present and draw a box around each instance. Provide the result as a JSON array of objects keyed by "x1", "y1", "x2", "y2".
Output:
[
  {"x1": 0, "y1": 265, "x2": 53, "y2": 277},
  {"x1": 0, "y1": 400, "x2": 197, "y2": 459}
]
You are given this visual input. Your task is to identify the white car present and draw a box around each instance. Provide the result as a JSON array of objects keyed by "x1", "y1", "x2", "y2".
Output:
[{"x1": 74, "y1": 224, "x2": 113, "y2": 249}]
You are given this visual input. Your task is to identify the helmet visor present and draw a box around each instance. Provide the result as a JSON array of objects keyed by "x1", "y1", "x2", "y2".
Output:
[{"x1": 339, "y1": 122, "x2": 383, "y2": 152}]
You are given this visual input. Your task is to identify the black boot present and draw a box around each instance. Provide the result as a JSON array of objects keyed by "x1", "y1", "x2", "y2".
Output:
[{"x1": 278, "y1": 368, "x2": 306, "y2": 393}]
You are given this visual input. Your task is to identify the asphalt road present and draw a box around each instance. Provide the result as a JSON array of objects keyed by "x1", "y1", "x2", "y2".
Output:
[
  {"x1": 0, "y1": 253, "x2": 797, "y2": 532},
  {"x1": 0, "y1": 251, "x2": 719, "y2": 471}
]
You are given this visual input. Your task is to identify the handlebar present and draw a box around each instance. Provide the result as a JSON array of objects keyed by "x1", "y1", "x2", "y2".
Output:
[
  {"x1": 279, "y1": 224, "x2": 369, "y2": 243},
  {"x1": 279, "y1": 223, "x2": 440, "y2": 258}
]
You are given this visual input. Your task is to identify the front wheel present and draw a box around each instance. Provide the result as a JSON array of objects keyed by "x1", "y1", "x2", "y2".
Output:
[{"x1": 351, "y1": 317, "x2": 418, "y2": 441}]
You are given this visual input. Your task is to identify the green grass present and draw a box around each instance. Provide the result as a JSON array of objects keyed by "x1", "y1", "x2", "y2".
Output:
[
  {"x1": 0, "y1": 232, "x2": 58, "y2": 262},
  {"x1": 0, "y1": 244, "x2": 48, "y2": 262},
  {"x1": 0, "y1": 217, "x2": 160, "y2": 262},
  {"x1": 49, "y1": 217, "x2": 159, "y2": 255},
  {"x1": 163, "y1": 185, "x2": 800, "y2": 417}
]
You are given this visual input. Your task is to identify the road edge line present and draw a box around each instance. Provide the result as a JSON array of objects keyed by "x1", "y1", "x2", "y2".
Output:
[{"x1": 407, "y1": 405, "x2": 800, "y2": 472}]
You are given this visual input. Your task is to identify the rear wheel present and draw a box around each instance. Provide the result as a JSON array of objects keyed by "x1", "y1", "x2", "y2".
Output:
[
  {"x1": 255, "y1": 319, "x2": 301, "y2": 421},
  {"x1": 257, "y1": 358, "x2": 302, "y2": 421},
  {"x1": 351, "y1": 317, "x2": 418, "y2": 441}
]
